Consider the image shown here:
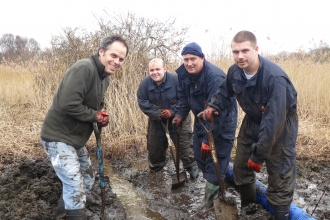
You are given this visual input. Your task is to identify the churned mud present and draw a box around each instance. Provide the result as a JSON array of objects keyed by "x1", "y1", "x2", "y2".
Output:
[
  {"x1": 0, "y1": 158, "x2": 127, "y2": 220},
  {"x1": 0, "y1": 154, "x2": 329, "y2": 219}
]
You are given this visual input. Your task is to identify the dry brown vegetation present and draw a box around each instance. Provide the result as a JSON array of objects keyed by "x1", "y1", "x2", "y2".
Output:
[{"x1": 0, "y1": 12, "x2": 329, "y2": 167}]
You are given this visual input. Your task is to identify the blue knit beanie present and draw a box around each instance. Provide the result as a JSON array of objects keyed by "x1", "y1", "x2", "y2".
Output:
[{"x1": 181, "y1": 42, "x2": 204, "y2": 58}]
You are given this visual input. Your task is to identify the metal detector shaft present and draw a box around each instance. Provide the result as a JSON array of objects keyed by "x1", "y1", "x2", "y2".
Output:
[{"x1": 93, "y1": 122, "x2": 106, "y2": 218}]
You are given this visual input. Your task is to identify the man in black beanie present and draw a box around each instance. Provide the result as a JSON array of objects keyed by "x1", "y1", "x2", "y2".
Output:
[{"x1": 173, "y1": 42, "x2": 238, "y2": 209}]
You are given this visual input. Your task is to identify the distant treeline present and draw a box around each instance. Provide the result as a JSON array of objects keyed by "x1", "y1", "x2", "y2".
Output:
[{"x1": 1, "y1": 10, "x2": 330, "y2": 64}]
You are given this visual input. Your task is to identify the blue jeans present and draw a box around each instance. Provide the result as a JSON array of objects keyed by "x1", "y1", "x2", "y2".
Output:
[{"x1": 41, "y1": 140, "x2": 94, "y2": 210}]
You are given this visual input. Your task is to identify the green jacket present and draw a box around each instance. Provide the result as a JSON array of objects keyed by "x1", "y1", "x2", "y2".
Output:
[{"x1": 41, "y1": 54, "x2": 110, "y2": 148}]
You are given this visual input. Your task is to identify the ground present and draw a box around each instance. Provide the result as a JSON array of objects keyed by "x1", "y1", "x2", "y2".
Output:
[{"x1": 0, "y1": 153, "x2": 329, "y2": 220}]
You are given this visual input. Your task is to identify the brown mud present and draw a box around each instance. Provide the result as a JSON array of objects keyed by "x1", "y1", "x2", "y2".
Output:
[
  {"x1": 0, "y1": 153, "x2": 329, "y2": 220},
  {"x1": 0, "y1": 158, "x2": 127, "y2": 220}
]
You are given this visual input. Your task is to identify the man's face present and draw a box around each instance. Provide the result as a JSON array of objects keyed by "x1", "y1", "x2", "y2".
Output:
[
  {"x1": 99, "y1": 41, "x2": 127, "y2": 77},
  {"x1": 183, "y1": 54, "x2": 204, "y2": 75},
  {"x1": 148, "y1": 61, "x2": 166, "y2": 84},
  {"x1": 231, "y1": 41, "x2": 259, "y2": 72}
]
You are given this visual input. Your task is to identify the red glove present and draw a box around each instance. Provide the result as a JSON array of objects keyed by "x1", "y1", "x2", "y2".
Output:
[
  {"x1": 247, "y1": 158, "x2": 262, "y2": 173},
  {"x1": 197, "y1": 107, "x2": 218, "y2": 121},
  {"x1": 200, "y1": 142, "x2": 211, "y2": 158},
  {"x1": 172, "y1": 117, "x2": 183, "y2": 127},
  {"x1": 96, "y1": 111, "x2": 109, "y2": 127},
  {"x1": 160, "y1": 109, "x2": 173, "y2": 119}
]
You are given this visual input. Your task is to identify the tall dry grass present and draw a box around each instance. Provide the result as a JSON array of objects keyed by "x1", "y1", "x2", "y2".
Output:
[{"x1": 1, "y1": 50, "x2": 330, "y2": 166}]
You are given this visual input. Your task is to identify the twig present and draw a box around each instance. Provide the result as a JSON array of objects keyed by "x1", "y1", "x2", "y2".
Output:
[{"x1": 311, "y1": 190, "x2": 325, "y2": 216}]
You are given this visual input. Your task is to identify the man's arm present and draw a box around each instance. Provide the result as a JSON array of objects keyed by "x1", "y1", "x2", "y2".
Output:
[
  {"x1": 58, "y1": 64, "x2": 99, "y2": 122},
  {"x1": 136, "y1": 79, "x2": 161, "y2": 120},
  {"x1": 250, "y1": 76, "x2": 290, "y2": 163}
]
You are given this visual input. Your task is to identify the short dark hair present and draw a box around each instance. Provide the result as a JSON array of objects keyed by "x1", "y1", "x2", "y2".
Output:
[
  {"x1": 99, "y1": 35, "x2": 129, "y2": 56},
  {"x1": 232, "y1": 31, "x2": 257, "y2": 47}
]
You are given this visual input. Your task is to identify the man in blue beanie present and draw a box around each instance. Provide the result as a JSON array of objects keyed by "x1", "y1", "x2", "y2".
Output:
[{"x1": 173, "y1": 42, "x2": 238, "y2": 209}]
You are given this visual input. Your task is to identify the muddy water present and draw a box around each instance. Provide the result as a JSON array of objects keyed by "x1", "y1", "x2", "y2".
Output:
[
  {"x1": 94, "y1": 155, "x2": 330, "y2": 220},
  {"x1": 103, "y1": 156, "x2": 273, "y2": 220},
  {"x1": 102, "y1": 159, "x2": 165, "y2": 219}
]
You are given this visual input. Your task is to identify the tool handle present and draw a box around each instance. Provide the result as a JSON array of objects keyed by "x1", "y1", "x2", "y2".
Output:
[
  {"x1": 197, "y1": 118, "x2": 226, "y2": 200},
  {"x1": 93, "y1": 122, "x2": 106, "y2": 215}
]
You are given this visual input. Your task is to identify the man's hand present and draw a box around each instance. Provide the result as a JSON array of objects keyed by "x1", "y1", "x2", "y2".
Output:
[
  {"x1": 172, "y1": 117, "x2": 183, "y2": 127},
  {"x1": 96, "y1": 111, "x2": 109, "y2": 127},
  {"x1": 197, "y1": 107, "x2": 219, "y2": 121},
  {"x1": 160, "y1": 109, "x2": 173, "y2": 119},
  {"x1": 200, "y1": 142, "x2": 211, "y2": 158},
  {"x1": 247, "y1": 158, "x2": 262, "y2": 173}
]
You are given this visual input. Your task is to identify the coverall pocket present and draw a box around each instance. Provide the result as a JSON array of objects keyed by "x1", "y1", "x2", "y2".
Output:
[
  {"x1": 278, "y1": 148, "x2": 295, "y2": 178},
  {"x1": 232, "y1": 83, "x2": 243, "y2": 94}
]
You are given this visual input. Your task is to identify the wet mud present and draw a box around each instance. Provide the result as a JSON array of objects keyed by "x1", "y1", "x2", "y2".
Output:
[
  {"x1": 0, "y1": 158, "x2": 127, "y2": 220},
  {"x1": 0, "y1": 154, "x2": 329, "y2": 219}
]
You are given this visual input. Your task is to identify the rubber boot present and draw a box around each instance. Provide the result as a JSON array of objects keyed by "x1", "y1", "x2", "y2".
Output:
[
  {"x1": 240, "y1": 183, "x2": 257, "y2": 215},
  {"x1": 53, "y1": 194, "x2": 65, "y2": 220},
  {"x1": 199, "y1": 181, "x2": 219, "y2": 209},
  {"x1": 273, "y1": 205, "x2": 290, "y2": 220},
  {"x1": 66, "y1": 208, "x2": 87, "y2": 220},
  {"x1": 186, "y1": 165, "x2": 199, "y2": 180}
]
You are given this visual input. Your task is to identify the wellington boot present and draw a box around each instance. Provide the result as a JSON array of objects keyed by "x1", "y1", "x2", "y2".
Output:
[
  {"x1": 53, "y1": 195, "x2": 65, "y2": 220},
  {"x1": 66, "y1": 208, "x2": 87, "y2": 220},
  {"x1": 240, "y1": 183, "x2": 257, "y2": 215},
  {"x1": 199, "y1": 181, "x2": 219, "y2": 209},
  {"x1": 273, "y1": 205, "x2": 290, "y2": 220},
  {"x1": 186, "y1": 165, "x2": 199, "y2": 180}
]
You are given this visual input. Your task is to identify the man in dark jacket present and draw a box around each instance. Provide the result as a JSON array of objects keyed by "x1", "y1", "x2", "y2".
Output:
[
  {"x1": 137, "y1": 58, "x2": 198, "y2": 178},
  {"x1": 198, "y1": 31, "x2": 298, "y2": 220},
  {"x1": 40, "y1": 35, "x2": 129, "y2": 220},
  {"x1": 173, "y1": 43, "x2": 238, "y2": 209}
]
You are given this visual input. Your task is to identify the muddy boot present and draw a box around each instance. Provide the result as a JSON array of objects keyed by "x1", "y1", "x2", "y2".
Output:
[
  {"x1": 65, "y1": 208, "x2": 86, "y2": 220},
  {"x1": 186, "y1": 165, "x2": 199, "y2": 180},
  {"x1": 53, "y1": 194, "x2": 65, "y2": 220},
  {"x1": 240, "y1": 183, "x2": 257, "y2": 215},
  {"x1": 273, "y1": 205, "x2": 290, "y2": 220},
  {"x1": 199, "y1": 181, "x2": 219, "y2": 209}
]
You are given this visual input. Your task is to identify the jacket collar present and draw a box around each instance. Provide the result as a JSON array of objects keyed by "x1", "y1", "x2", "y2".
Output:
[
  {"x1": 91, "y1": 53, "x2": 106, "y2": 80},
  {"x1": 148, "y1": 72, "x2": 171, "y2": 90}
]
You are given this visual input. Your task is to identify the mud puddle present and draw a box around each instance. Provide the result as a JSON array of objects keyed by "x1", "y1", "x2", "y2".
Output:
[
  {"x1": 0, "y1": 155, "x2": 329, "y2": 219},
  {"x1": 92, "y1": 157, "x2": 165, "y2": 219},
  {"x1": 110, "y1": 154, "x2": 273, "y2": 220}
]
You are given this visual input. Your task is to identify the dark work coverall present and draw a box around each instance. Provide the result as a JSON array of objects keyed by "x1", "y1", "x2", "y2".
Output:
[
  {"x1": 137, "y1": 72, "x2": 196, "y2": 172},
  {"x1": 176, "y1": 61, "x2": 237, "y2": 183},
  {"x1": 208, "y1": 55, "x2": 298, "y2": 206}
]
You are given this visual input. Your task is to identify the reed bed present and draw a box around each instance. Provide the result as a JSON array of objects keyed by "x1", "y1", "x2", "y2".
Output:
[{"x1": 0, "y1": 53, "x2": 329, "y2": 166}]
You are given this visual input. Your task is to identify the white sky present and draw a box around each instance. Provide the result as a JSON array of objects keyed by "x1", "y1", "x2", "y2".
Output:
[{"x1": 1, "y1": 0, "x2": 330, "y2": 55}]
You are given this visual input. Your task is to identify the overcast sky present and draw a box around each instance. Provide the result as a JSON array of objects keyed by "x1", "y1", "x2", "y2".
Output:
[{"x1": 1, "y1": 0, "x2": 329, "y2": 55}]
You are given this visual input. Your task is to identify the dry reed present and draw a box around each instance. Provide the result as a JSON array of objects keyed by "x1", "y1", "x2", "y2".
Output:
[{"x1": 0, "y1": 52, "x2": 329, "y2": 167}]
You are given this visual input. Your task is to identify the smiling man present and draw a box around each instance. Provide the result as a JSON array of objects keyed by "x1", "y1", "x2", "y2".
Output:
[
  {"x1": 137, "y1": 58, "x2": 198, "y2": 178},
  {"x1": 174, "y1": 43, "x2": 238, "y2": 209},
  {"x1": 40, "y1": 35, "x2": 128, "y2": 220},
  {"x1": 198, "y1": 31, "x2": 298, "y2": 219}
]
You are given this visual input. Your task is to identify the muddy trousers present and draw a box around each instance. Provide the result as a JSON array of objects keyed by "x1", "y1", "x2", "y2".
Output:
[
  {"x1": 193, "y1": 130, "x2": 234, "y2": 184},
  {"x1": 147, "y1": 114, "x2": 196, "y2": 172},
  {"x1": 41, "y1": 140, "x2": 94, "y2": 210},
  {"x1": 233, "y1": 115, "x2": 297, "y2": 206}
]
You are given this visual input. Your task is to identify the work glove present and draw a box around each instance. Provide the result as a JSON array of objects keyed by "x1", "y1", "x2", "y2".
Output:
[
  {"x1": 247, "y1": 143, "x2": 262, "y2": 172},
  {"x1": 96, "y1": 111, "x2": 109, "y2": 127},
  {"x1": 200, "y1": 142, "x2": 211, "y2": 158},
  {"x1": 197, "y1": 107, "x2": 219, "y2": 121},
  {"x1": 247, "y1": 158, "x2": 262, "y2": 173},
  {"x1": 160, "y1": 109, "x2": 173, "y2": 119},
  {"x1": 172, "y1": 117, "x2": 183, "y2": 127}
]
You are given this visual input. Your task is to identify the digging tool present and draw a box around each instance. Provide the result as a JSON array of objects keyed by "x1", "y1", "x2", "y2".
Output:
[
  {"x1": 198, "y1": 118, "x2": 238, "y2": 219},
  {"x1": 93, "y1": 122, "x2": 108, "y2": 220},
  {"x1": 161, "y1": 119, "x2": 187, "y2": 190}
]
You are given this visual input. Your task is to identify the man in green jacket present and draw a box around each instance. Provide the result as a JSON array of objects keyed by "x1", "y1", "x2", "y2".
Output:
[{"x1": 40, "y1": 35, "x2": 129, "y2": 220}]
